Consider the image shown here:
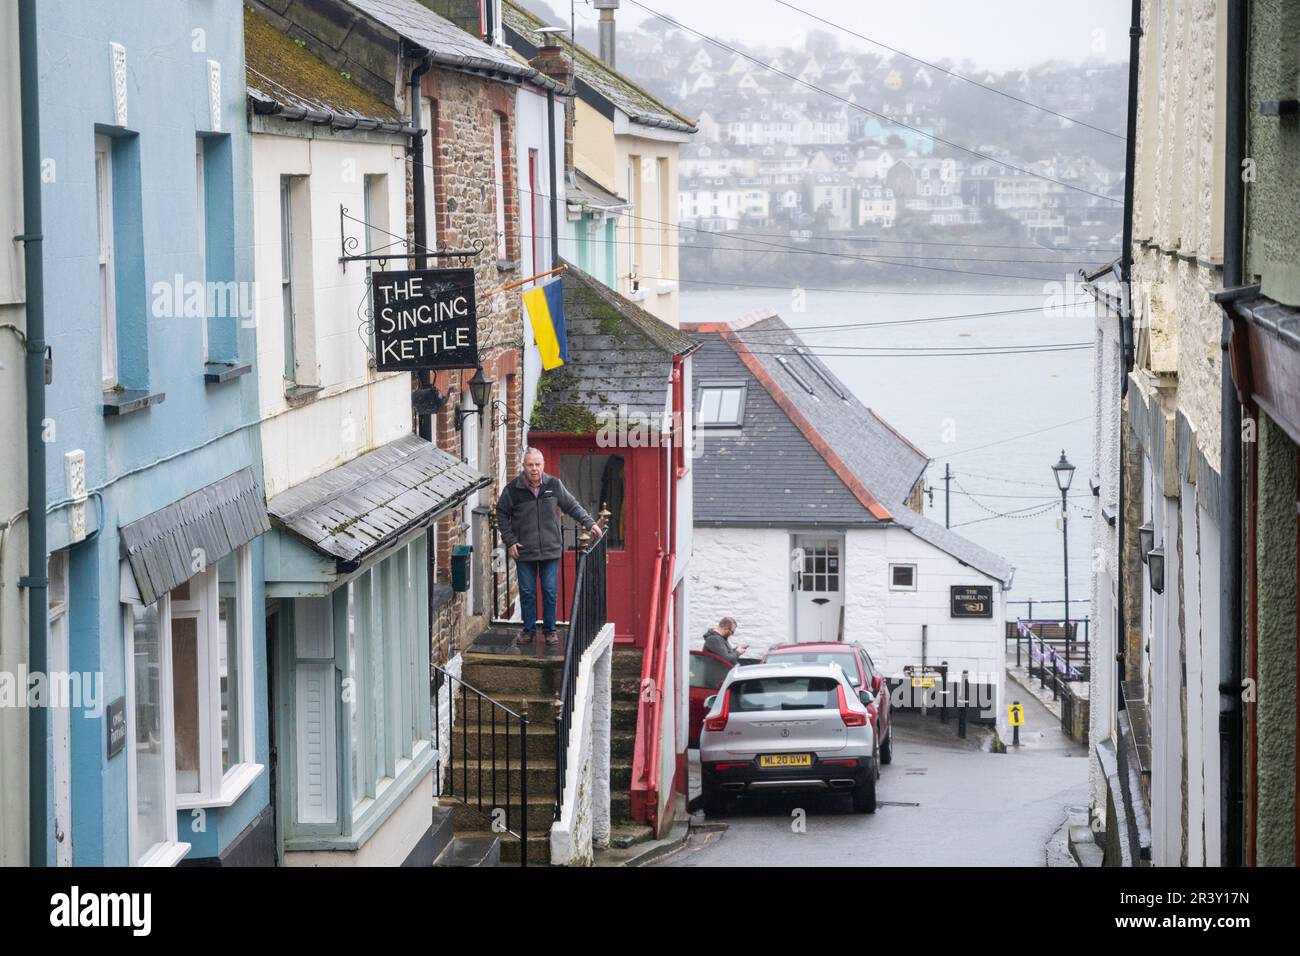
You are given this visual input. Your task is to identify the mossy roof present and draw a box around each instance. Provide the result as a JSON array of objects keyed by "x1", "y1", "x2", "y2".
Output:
[
  {"x1": 244, "y1": 5, "x2": 401, "y2": 125},
  {"x1": 529, "y1": 262, "x2": 698, "y2": 433},
  {"x1": 503, "y1": 1, "x2": 696, "y2": 133}
]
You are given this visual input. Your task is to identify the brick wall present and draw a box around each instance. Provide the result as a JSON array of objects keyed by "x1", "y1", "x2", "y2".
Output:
[{"x1": 405, "y1": 66, "x2": 528, "y2": 660}]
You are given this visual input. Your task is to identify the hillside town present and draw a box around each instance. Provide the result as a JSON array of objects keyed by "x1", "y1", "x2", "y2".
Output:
[{"x1": 0, "y1": 0, "x2": 1292, "y2": 925}]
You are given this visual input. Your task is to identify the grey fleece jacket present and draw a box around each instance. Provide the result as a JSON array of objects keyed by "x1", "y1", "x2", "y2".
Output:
[{"x1": 495, "y1": 472, "x2": 595, "y2": 562}]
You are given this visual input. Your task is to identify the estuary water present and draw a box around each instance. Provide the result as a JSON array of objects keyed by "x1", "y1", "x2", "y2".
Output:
[{"x1": 681, "y1": 283, "x2": 1097, "y2": 616}]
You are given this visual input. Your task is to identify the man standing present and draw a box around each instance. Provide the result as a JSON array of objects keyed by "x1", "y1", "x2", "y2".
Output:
[
  {"x1": 702, "y1": 617, "x2": 746, "y2": 665},
  {"x1": 496, "y1": 447, "x2": 602, "y2": 646}
]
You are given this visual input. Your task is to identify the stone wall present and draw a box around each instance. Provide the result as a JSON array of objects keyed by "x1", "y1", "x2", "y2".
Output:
[
  {"x1": 408, "y1": 66, "x2": 526, "y2": 659},
  {"x1": 1254, "y1": 412, "x2": 1297, "y2": 866}
]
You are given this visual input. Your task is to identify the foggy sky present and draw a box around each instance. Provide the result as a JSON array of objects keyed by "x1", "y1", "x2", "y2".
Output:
[{"x1": 559, "y1": 0, "x2": 1131, "y2": 72}]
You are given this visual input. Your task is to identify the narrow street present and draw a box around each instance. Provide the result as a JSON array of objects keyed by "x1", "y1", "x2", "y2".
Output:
[{"x1": 658, "y1": 689, "x2": 1087, "y2": 867}]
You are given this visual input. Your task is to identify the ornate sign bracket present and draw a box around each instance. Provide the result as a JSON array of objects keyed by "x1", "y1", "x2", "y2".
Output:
[{"x1": 338, "y1": 204, "x2": 484, "y2": 272}]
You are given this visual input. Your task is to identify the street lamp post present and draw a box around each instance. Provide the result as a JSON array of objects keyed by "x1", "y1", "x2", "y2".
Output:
[{"x1": 1052, "y1": 450, "x2": 1076, "y2": 679}]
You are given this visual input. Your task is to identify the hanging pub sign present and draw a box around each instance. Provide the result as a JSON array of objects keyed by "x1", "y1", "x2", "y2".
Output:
[
  {"x1": 372, "y1": 268, "x2": 478, "y2": 371},
  {"x1": 950, "y1": 585, "x2": 993, "y2": 618}
]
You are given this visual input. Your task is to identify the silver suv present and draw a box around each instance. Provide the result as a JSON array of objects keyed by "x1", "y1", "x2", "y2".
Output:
[{"x1": 699, "y1": 661, "x2": 878, "y2": 815}]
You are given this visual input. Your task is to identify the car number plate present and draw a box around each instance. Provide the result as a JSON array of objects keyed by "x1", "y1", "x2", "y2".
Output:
[{"x1": 759, "y1": 753, "x2": 812, "y2": 768}]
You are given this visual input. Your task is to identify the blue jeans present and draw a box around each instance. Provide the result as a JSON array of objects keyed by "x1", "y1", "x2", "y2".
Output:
[{"x1": 516, "y1": 558, "x2": 559, "y2": 634}]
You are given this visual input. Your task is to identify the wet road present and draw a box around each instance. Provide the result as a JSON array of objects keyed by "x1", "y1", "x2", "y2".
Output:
[{"x1": 657, "y1": 689, "x2": 1088, "y2": 867}]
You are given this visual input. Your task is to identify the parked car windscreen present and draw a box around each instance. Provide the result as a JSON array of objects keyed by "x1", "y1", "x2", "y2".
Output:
[
  {"x1": 728, "y1": 676, "x2": 841, "y2": 711},
  {"x1": 768, "y1": 652, "x2": 860, "y2": 684}
]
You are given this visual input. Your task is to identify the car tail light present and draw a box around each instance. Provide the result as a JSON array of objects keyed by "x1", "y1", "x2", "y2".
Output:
[
  {"x1": 837, "y1": 684, "x2": 868, "y2": 727},
  {"x1": 704, "y1": 689, "x2": 730, "y2": 732}
]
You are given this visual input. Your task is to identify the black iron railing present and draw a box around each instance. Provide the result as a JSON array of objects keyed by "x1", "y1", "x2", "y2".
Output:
[
  {"x1": 488, "y1": 511, "x2": 579, "y2": 626},
  {"x1": 553, "y1": 528, "x2": 609, "y2": 821},
  {"x1": 432, "y1": 664, "x2": 529, "y2": 867}
]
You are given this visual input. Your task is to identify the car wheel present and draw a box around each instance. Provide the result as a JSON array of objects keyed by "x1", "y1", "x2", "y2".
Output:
[
  {"x1": 702, "y1": 784, "x2": 728, "y2": 818},
  {"x1": 880, "y1": 722, "x2": 893, "y2": 765},
  {"x1": 852, "y1": 764, "x2": 877, "y2": 814}
]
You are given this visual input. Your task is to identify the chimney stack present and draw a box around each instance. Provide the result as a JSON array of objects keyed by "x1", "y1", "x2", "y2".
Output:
[
  {"x1": 594, "y1": 0, "x2": 619, "y2": 68},
  {"x1": 530, "y1": 27, "x2": 576, "y2": 172}
]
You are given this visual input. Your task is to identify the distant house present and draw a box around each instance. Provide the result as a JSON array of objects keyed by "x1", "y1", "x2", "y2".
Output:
[
  {"x1": 683, "y1": 312, "x2": 1014, "y2": 723},
  {"x1": 856, "y1": 185, "x2": 897, "y2": 228},
  {"x1": 804, "y1": 173, "x2": 855, "y2": 230}
]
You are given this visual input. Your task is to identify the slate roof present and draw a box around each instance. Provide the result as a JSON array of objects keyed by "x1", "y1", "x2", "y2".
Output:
[
  {"x1": 502, "y1": 1, "x2": 696, "y2": 133},
  {"x1": 530, "y1": 263, "x2": 698, "y2": 433},
  {"x1": 346, "y1": 0, "x2": 539, "y2": 81},
  {"x1": 268, "y1": 434, "x2": 488, "y2": 567},
  {"x1": 567, "y1": 169, "x2": 628, "y2": 212},
  {"x1": 730, "y1": 313, "x2": 928, "y2": 510},
  {"x1": 685, "y1": 313, "x2": 1014, "y2": 586},
  {"x1": 245, "y1": 6, "x2": 408, "y2": 131},
  {"x1": 687, "y1": 326, "x2": 883, "y2": 527},
  {"x1": 120, "y1": 468, "x2": 271, "y2": 606}
]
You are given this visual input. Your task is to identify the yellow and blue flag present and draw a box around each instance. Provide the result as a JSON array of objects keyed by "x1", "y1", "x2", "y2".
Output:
[{"x1": 523, "y1": 277, "x2": 568, "y2": 370}]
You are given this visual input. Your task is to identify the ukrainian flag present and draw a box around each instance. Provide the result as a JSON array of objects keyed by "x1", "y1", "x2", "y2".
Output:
[{"x1": 523, "y1": 277, "x2": 568, "y2": 370}]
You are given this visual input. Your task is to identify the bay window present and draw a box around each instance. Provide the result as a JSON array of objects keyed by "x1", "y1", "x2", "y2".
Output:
[
  {"x1": 281, "y1": 533, "x2": 433, "y2": 846},
  {"x1": 124, "y1": 543, "x2": 259, "y2": 865}
]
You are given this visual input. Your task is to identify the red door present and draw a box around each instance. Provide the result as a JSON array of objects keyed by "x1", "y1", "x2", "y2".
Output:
[{"x1": 528, "y1": 437, "x2": 664, "y2": 645}]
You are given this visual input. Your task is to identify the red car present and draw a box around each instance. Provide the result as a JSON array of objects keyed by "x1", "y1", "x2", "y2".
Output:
[
  {"x1": 761, "y1": 642, "x2": 893, "y2": 765},
  {"x1": 688, "y1": 649, "x2": 735, "y2": 747}
]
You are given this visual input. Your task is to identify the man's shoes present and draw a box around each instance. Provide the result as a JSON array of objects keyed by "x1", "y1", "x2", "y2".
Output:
[
  {"x1": 544, "y1": 631, "x2": 560, "y2": 646},
  {"x1": 518, "y1": 630, "x2": 535, "y2": 647}
]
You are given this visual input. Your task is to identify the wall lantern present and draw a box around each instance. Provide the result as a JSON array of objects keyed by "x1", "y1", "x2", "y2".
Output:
[
  {"x1": 1147, "y1": 545, "x2": 1166, "y2": 594},
  {"x1": 455, "y1": 366, "x2": 493, "y2": 431},
  {"x1": 1138, "y1": 521, "x2": 1154, "y2": 564}
]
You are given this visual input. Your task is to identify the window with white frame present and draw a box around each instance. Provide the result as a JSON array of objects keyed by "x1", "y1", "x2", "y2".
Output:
[
  {"x1": 342, "y1": 535, "x2": 430, "y2": 820},
  {"x1": 290, "y1": 535, "x2": 430, "y2": 836},
  {"x1": 125, "y1": 598, "x2": 187, "y2": 866},
  {"x1": 169, "y1": 544, "x2": 258, "y2": 809},
  {"x1": 279, "y1": 175, "x2": 316, "y2": 386},
  {"x1": 95, "y1": 134, "x2": 118, "y2": 388},
  {"x1": 697, "y1": 382, "x2": 746, "y2": 428},
  {"x1": 492, "y1": 113, "x2": 507, "y2": 258},
  {"x1": 890, "y1": 563, "x2": 917, "y2": 590},
  {"x1": 363, "y1": 173, "x2": 389, "y2": 359}
]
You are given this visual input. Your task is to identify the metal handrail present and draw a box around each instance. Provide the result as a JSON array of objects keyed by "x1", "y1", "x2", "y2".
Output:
[
  {"x1": 432, "y1": 664, "x2": 529, "y2": 867},
  {"x1": 489, "y1": 511, "x2": 578, "y2": 626},
  {"x1": 553, "y1": 527, "x2": 609, "y2": 821}
]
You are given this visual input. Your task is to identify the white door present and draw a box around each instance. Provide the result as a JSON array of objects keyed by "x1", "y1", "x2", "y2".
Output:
[
  {"x1": 792, "y1": 535, "x2": 844, "y2": 643},
  {"x1": 48, "y1": 551, "x2": 72, "y2": 865}
]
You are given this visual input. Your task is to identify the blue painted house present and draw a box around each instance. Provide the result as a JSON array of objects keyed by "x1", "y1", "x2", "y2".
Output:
[{"x1": 37, "y1": 0, "x2": 273, "y2": 866}]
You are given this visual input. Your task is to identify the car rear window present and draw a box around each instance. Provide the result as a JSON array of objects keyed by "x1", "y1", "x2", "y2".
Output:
[
  {"x1": 769, "y1": 652, "x2": 860, "y2": 684},
  {"x1": 728, "y1": 676, "x2": 840, "y2": 711}
]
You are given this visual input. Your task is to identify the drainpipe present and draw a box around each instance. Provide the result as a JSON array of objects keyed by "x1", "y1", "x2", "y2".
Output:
[
  {"x1": 18, "y1": 0, "x2": 48, "y2": 867},
  {"x1": 410, "y1": 55, "x2": 433, "y2": 441},
  {"x1": 1114, "y1": 0, "x2": 1142, "y2": 730},
  {"x1": 547, "y1": 89, "x2": 560, "y2": 267},
  {"x1": 1218, "y1": 0, "x2": 1247, "y2": 868}
]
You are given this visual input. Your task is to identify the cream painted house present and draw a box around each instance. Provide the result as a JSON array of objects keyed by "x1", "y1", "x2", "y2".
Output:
[
  {"x1": 245, "y1": 9, "x2": 487, "y2": 866},
  {"x1": 504, "y1": 1, "x2": 696, "y2": 328}
]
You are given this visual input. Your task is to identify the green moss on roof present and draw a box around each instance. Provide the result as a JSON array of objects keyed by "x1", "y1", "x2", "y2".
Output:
[
  {"x1": 529, "y1": 367, "x2": 601, "y2": 433},
  {"x1": 244, "y1": 6, "x2": 400, "y2": 123}
]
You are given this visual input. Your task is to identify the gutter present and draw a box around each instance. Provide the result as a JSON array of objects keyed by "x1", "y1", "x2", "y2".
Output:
[
  {"x1": 18, "y1": 0, "x2": 48, "y2": 867},
  {"x1": 248, "y1": 91, "x2": 415, "y2": 135},
  {"x1": 1216, "y1": 0, "x2": 1247, "y2": 868}
]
